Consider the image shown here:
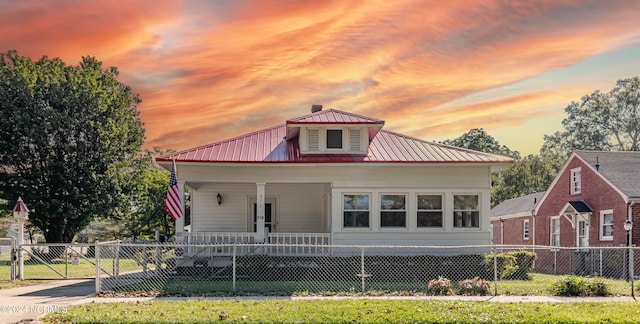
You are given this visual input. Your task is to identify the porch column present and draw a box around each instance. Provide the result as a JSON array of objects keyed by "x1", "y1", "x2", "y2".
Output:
[
  {"x1": 175, "y1": 180, "x2": 186, "y2": 242},
  {"x1": 255, "y1": 182, "x2": 266, "y2": 243}
]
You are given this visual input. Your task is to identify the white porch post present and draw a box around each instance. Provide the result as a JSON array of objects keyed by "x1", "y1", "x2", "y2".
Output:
[
  {"x1": 255, "y1": 182, "x2": 266, "y2": 243},
  {"x1": 175, "y1": 181, "x2": 186, "y2": 242}
]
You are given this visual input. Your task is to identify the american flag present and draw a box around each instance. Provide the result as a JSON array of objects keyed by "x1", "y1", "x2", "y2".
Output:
[{"x1": 164, "y1": 163, "x2": 183, "y2": 220}]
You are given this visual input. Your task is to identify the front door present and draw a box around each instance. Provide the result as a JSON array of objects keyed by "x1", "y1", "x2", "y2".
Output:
[
  {"x1": 250, "y1": 198, "x2": 276, "y2": 233},
  {"x1": 577, "y1": 219, "x2": 589, "y2": 248}
]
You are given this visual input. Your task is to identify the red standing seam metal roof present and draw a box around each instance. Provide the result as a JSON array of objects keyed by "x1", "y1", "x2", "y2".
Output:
[
  {"x1": 157, "y1": 126, "x2": 512, "y2": 164},
  {"x1": 286, "y1": 109, "x2": 385, "y2": 124}
]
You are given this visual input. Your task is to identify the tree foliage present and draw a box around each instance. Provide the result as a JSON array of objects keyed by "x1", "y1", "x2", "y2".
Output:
[
  {"x1": 441, "y1": 128, "x2": 520, "y2": 159},
  {"x1": 120, "y1": 149, "x2": 175, "y2": 240},
  {"x1": 542, "y1": 76, "x2": 640, "y2": 158},
  {"x1": 491, "y1": 154, "x2": 562, "y2": 205},
  {"x1": 0, "y1": 51, "x2": 145, "y2": 243},
  {"x1": 442, "y1": 129, "x2": 560, "y2": 206}
]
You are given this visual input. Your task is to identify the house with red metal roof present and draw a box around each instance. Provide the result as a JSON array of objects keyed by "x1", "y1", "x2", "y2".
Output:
[{"x1": 156, "y1": 106, "x2": 513, "y2": 247}]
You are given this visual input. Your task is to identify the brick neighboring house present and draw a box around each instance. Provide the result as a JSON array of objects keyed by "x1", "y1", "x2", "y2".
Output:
[
  {"x1": 490, "y1": 151, "x2": 639, "y2": 276},
  {"x1": 490, "y1": 192, "x2": 544, "y2": 245},
  {"x1": 535, "y1": 151, "x2": 640, "y2": 249}
]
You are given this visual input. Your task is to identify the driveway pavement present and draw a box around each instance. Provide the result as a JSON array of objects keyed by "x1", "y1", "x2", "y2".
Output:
[{"x1": 0, "y1": 279, "x2": 94, "y2": 324}]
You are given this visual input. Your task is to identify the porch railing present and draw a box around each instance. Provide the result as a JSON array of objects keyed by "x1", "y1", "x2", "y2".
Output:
[
  {"x1": 182, "y1": 232, "x2": 332, "y2": 256},
  {"x1": 184, "y1": 232, "x2": 331, "y2": 246}
]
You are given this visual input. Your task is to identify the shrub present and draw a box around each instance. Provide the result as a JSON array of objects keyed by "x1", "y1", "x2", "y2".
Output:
[
  {"x1": 458, "y1": 277, "x2": 491, "y2": 296},
  {"x1": 583, "y1": 278, "x2": 609, "y2": 296},
  {"x1": 427, "y1": 276, "x2": 454, "y2": 296},
  {"x1": 485, "y1": 253, "x2": 517, "y2": 279},
  {"x1": 551, "y1": 275, "x2": 584, "y2": 296},
  {"x1": 550, "y1": 275, "x2": 610, "y2": 296},
  {"x1": 503, "y1": 250, "x2": 536, "y2": 280}
]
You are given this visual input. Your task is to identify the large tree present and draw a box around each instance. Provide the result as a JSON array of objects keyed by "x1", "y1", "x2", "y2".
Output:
[
  {"x1": 0, "y1": 51, "x2": 145, "y2": 243},
  {"x1": 542, "y1": 76, "x2": 640, "y2": 158}
]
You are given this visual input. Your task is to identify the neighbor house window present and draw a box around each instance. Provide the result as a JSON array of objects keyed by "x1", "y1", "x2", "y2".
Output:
[
  {"x1": 550, "y1": 217, "x2": 560, "y2": 247},
  {"x1": 417, "y1": 195, "x2": 443, "y2": 228},
  {"x1": 380, "y1": 194, "x2": 406, "y2": 227},
  {"x1": 343, "y1": 194, "x2": 369, "y2": 228},
  {"x1": 599, "y1": 210, "x2": 613, "y2": 241},
  {"x1": 326, "y1": 129, "x2": 343, "y2": 149},
  {"x1": 570, "y1": 167, "x2": 581, "y2": 195},
  {"x1": 523, "y1": 220, "x2": 530, "y2": 240},
  {"x1": 453, "y1": 194, "x2": 479, "y2": 228}
]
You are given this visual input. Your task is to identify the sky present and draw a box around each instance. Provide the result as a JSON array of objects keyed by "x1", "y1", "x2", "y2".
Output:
[{"x1": 2, "y1": 0, "x2": 640, "y2": 156}]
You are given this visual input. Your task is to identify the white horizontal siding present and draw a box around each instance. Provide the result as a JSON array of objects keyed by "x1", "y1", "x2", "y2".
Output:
[
  {"x1": 192, "y1": 183, "x2": 326, "y2": 233},
  {"x1": 192, "y1": 183, "x2": 254, "y2": 232},
  {"x1": 267, "y1": 183, "x2": 325, "y2": 233},
  {"x1": 181, "y1": 165, "x2": 490, "y2": 188},
  {"x1": 332, "y1": 231, "x2": 491, "y2": 246}
]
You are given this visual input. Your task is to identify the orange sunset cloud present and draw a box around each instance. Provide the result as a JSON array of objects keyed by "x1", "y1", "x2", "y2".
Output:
[{"x1": 1, "y1": 0, "x2": 640, "y2": 155}]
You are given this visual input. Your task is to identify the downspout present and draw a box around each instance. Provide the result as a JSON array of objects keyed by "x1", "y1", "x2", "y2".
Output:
[
  {"x1": 500, "y1": 218, "x2": 504, "y2": 246},
  {"x1": 532, "y1": 210, "x2": 536, "y2": 247},
  {"x1": 629, "y1": 201, "x2": 636, "y2": 246}
]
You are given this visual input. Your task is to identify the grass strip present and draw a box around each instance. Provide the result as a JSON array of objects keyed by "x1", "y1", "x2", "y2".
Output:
[{"x1": 44, "y1": 299, "x2": 640, "y2": 323}]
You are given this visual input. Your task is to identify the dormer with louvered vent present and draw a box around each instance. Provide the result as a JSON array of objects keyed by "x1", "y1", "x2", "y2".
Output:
[{"x1": 286, "y1": 106, "x2": 384, "y2": 156}]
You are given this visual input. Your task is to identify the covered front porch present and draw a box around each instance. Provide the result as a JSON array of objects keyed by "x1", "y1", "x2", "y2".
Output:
[{"x1": 177, "y1": 181, "x2": 332, "y2": 246}]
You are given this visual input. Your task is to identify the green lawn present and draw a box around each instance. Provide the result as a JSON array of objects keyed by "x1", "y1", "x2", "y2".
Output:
[
  {"x1": 104, "y1": 272, "x2": 636, "y2": 297},
  {"x1": 44, "y1": 299, "x2": 640, "y2": 323}
]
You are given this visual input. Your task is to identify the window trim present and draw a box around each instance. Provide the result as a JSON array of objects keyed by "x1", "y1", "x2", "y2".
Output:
[
  {"x1": 550, "y1": 216, "x2": 560, "y2": 248},
  {"x1": 599, "y1": 209, "x2": 614, "y2": 241},
  {"x1": 452, "y1": 194, "x2": 480, "y2": 229},
  {"x1": 570, "y1": 167, "x2": 581, "y2": 195},
  {"x1": 379, "y1": 193, "x2": 407, "y2": 228},
  {"x1": 523, "y1": 219, "x2": 530, "y2": 240},
  {"x1": 416, "y1": 194, "x2": 444, "y2": 229},
  {"x1": 342, "y1": 193, "x2": 371, "y2": 229}
]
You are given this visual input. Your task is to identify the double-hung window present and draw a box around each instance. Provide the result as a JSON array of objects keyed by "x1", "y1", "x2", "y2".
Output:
[
  {"x1": 453, "y1": 194, "x2": 480, "y2": 228},
  {"x1": 417, "y1": 195, "x2": 443, "y2": 228},
  {"x1": 599, "y1": 210, "x2": 613, "y2": 241},
  {"x1": 343, "y1": 194, "x2": 370, "y2": 228},
  {"x1": 570, "y1": 167, "x2": 581, "y2": 195},
  {"x1": 380, "y1": 194, "x2": 406, "y2": 227},
  {"x1": 523, "y1": 220, "x2": 530, "y2": 240},
  {"x1": 550, "y1": 217, "x2": 560, "y2": 247}
]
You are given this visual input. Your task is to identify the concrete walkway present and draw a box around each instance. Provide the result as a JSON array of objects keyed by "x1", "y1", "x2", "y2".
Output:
[
  {"x1": 0, "y1": 279, "x2": 94, "y2": 324},
  {"x1": 0, "y1": 280, "x2": 637, "y2": 323}
]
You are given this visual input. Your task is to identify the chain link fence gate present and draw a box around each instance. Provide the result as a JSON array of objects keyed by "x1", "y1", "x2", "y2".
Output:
[
  {"x1": 95, "y1": 242, "x2": 638, "y2": 297},
  {"x1": 17, "y1": 243, "x2": 104, "y2": 279},
  {"x1": 0, "y1": 238, "x2": 16, "y2": 280}
]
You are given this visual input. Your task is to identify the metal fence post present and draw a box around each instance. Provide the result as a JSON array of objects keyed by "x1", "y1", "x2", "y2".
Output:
[
  {"x1": 95, "y1": 240, "x2": 101, "y2": 294},
  {"x1": 493, "y1": 245, "x2": 498, "y2": 296},
  {"x1": 115, "y1": 240, "x2": 120, "y2": 276},
  {"x1": 630, "y1": 247, "x2": 635, "y2": 298},
  {"x1": 361, "y1": 247, "x2": 366, "y2": 293},
  {"x1": 65, "y1": 245, "x2": 69, "y2": 279},
  {"x1": 10, "y1": 238, "x2": 16, "y2": 281},
  {"x1": 232, "y1": 244, "x2": 237, "y2": 293}
]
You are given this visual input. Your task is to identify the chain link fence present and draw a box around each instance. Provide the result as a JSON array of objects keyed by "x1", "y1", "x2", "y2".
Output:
[
  {"x1": 14, "y1": 243, "x2": 99, "y2": 279},
  {"x1": 95, "y1": 242, "x2": 638, "y2": 297}
]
